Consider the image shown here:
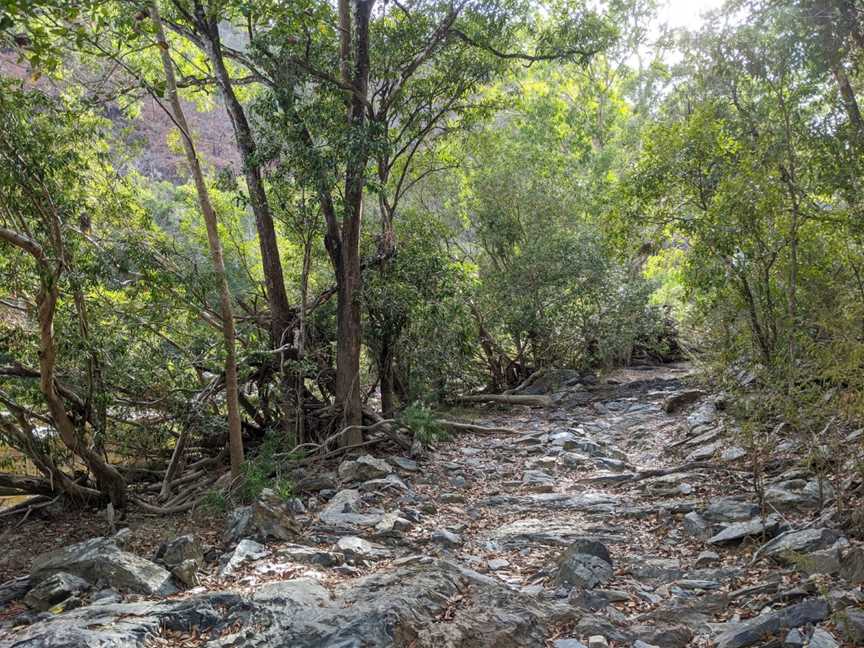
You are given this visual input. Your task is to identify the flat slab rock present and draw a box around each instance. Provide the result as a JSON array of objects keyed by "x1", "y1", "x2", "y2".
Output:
[
  {"x1": 713, "y1": 598, "x2": 830, "y2": 648},
  {"x1": 0, "y1": 560, "x2": 578, "y2": 648},
  {"x1": 485, "y1": 518, "x2": 624, "y2": 547}
]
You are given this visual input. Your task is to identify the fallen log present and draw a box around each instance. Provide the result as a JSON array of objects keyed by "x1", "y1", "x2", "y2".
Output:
[
  {"x1": 0, "y1": 472, "x2": 56, "y2": 496},
  {"x1": 456, "y1": 394, "x2": 552, "y2": 407}
]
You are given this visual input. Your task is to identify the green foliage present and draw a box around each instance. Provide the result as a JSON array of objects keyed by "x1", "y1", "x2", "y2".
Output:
[
  {"x1": 235, "y1": 434, "x2": 295, "y2": 504},
  {"x1": 398, "y1": 402, "x2": 449, "y2": 445},
  {"x1": 200, "y1": 489, "x2": 228, "y2": 514}
]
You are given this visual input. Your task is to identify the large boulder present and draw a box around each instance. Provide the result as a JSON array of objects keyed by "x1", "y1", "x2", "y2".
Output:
[{"x1": 30, "y1": 537, "x2": 176, "y2": 596}]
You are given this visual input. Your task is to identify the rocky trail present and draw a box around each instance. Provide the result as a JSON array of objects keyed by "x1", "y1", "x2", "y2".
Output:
[{"x1": 2, "y1": 364, "x2": 863, "y2": 648}]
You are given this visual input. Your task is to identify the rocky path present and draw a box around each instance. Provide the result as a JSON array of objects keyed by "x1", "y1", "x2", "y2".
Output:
[{"x1": 2, "y1": 364, "x2": 863, "y2": 647}]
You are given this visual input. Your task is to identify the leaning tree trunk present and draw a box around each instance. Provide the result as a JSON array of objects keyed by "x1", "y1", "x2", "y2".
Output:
[
  {"x1": 151, "y1": 2, "x2": 245, "y2": 478},
  {"x1": 36, "y1": 277, "x2": 127, "y2": 510},
  {"x1": 195, "y1": 6, "x2": 293, "y2": 349}
]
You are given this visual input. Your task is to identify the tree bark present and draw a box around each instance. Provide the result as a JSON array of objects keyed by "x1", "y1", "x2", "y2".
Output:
[
  {"x1": 193, "y1": 3, "x2": 293, "y2": 348},
  {"x1": 151, "y1": 2, "x2": 245, "y2": 478},
  {"x1": 335, "y1": 0, "x2": 375, "y2": 441}
]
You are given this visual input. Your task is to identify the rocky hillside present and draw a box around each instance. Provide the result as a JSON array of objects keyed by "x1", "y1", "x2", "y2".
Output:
[
  {"x1": 1, "y1": 364, "x2": 861, "y2": 647},
  {"x1": 0, "y1": 51, "x2": 238, "y2": 183}
]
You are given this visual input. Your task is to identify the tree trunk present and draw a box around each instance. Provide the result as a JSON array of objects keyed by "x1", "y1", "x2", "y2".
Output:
[
  {"x1": 195, "y1": 5, "x2": 293, "y2": 348},
  {"x1": 379, "y1": 344, "x2": 395, "y2": 418},
  {"x1": 335, "y1": 0, "x2": 375, "y2": 441},
  {"x1": 151, "y1": 2, "x2": 245, "y2": 478},
  {"x1": 36, "y1": 277, "x2": 127, "y2": 510}
]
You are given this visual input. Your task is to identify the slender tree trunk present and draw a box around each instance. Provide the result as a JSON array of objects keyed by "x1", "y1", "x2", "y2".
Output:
[
  {"x1": 151, "y1": 3, "x2": 244, "y2": 477},
  {"x1": 335, "y1": 0, "x2": 375, "y2": 440},
  {"x1": 36, "y1": 275, "x2": 127, "y2": 509},
  {"x1": 379, "y1": 342, "x2": 395, "y2": 418},
  {"x1": 834, "y1": 64, "x2": 864, "y2": 144},
  {"x1": 194, "y1": 5, "x2": 293, "y2": 348}
]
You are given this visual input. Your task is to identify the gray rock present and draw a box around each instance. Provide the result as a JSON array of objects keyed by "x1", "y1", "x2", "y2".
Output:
[
  {"x1": 253, "y1": 577, "x2": 331, "y2": 607},
  {"x1": 155, "y1": 534, "x2": 203, "y2": 568},
  {"x1": 594, "y1": 457, "x2": 628, "y2": 472},
  {"x1": 764, "y1": 478, "x2": 833, "y2": 511},
  {"x1": 587, "y1": 636, "x2": 608, "y2": 648},
  {"x1": 558, "y1": 451, "x2": 592, "y2": 468},
  {"x1": 758, "y1": 528, "x2": 843, "y2": 564},
  {"x1": 362, "y1": 473, "x2": 410, "y2": 492},
  {"x1": 808, "y1": 628, "x2": 839, "y2": 648},
  {"x1": 838, "y1": 607, "x2": 864, "y2": 643},
  {"x1": 522, "y1": 469, "x2": 556, "y2": 492},
  {"x1": 336, "y1": 536, "x2": 392, "y2": 562},
  {"x1": 683, "y1": 512, "x2": 712, "y2": 540},
  {"x1": 319, "y1": 488, "x2": 382, "y2": 527},
  {"x1": 713, "y1": 598, "x2": 830, "y2": 648},
  {"x1": 390, "y1": 456, "x2": 419, "y2": 472},
  {"x1": 673, "y1": 579, "x2": 721, "y2": 590},
  {"x1": 708, "y1": 515, "x2": 785, "y2": 544},
  {"x1": 799, "y1": 546, "x2": 844, "y2": 575},
  {"x1": 23, "y1": 573, "x2": 89, "y2": 612},
  {"x1": 721, "y1": 446, "x2": 747, "y2": 461},
  {"x1": 663, "y1": 390, "x2": 706, "y2": 413},
  {"x1": 374, "y1": 510, "x2": 413, "y2": 536},
  {"x1": 223, "y1": 489, "x2": 300, "y2": 545},
  {"x1": 783, "y1": 628, "x2": 805, "y2": 647},
  {"x1": 553, "y1": 640, "x2": 588, "y2": 648},
  {"x1": 487, "y1": 558, "x2": 509, "y2": 571},
  {"x1": 30, "y1": 537, "x2": 175, "y2": 596},
  {"x1": 633, "y1": 624, "x2": 693, "y2": 648},
  {"x1": 840, "y1": 545, "x2": 864, "y2": 584},
  {"x1": 703, "y1": 498, "x2": 760, "y2": 523},
  {"x1": 431, "y1": 529, "x2": 463, "y2": 548},
  {"x1": 220, "y1": 538, "x2": 269, "y2": 576},
  {"x1": 685, "y1": 441, "x2": 720, "y2": 461},
  {"x1": 171, "y1": 559, "x2": 199, "y2": 588},
  {"x1": 695, "y1": 550, "x2": 721, "y2": 567},
  {"x1": 276, "y1": 543, "x2": 343, "y2": 567},
  {"x1": 251, "y1": 488, "x2": 300, "y2": 541},
  {"x1": 295, "y1": 474, "x2": 337, "y2": 492},
  {"x1": 555, "y1": 539, "x2": 613, "y2": 589},
  {"x1": 686, "y1": 402, "x2": 717, "y2": 433},
  {"x1": 0, "y1": 576, "x2": 31, "y2": 608},
  {"x1": 630, "y1": 557, "x2": 682, "y2": 582},
  {"x1": 338, "y1": 454, "x2": 393, "y2": 482}
]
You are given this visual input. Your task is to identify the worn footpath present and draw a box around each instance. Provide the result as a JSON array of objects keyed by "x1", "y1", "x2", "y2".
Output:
[{"x1": 1, "y1": 363, "x2": 862, "y2": 647}]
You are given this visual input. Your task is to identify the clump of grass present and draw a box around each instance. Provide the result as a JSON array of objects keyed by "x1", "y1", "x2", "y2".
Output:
[{"x1": 399, "y1": 402, "x2": 449, "y2": 444}]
